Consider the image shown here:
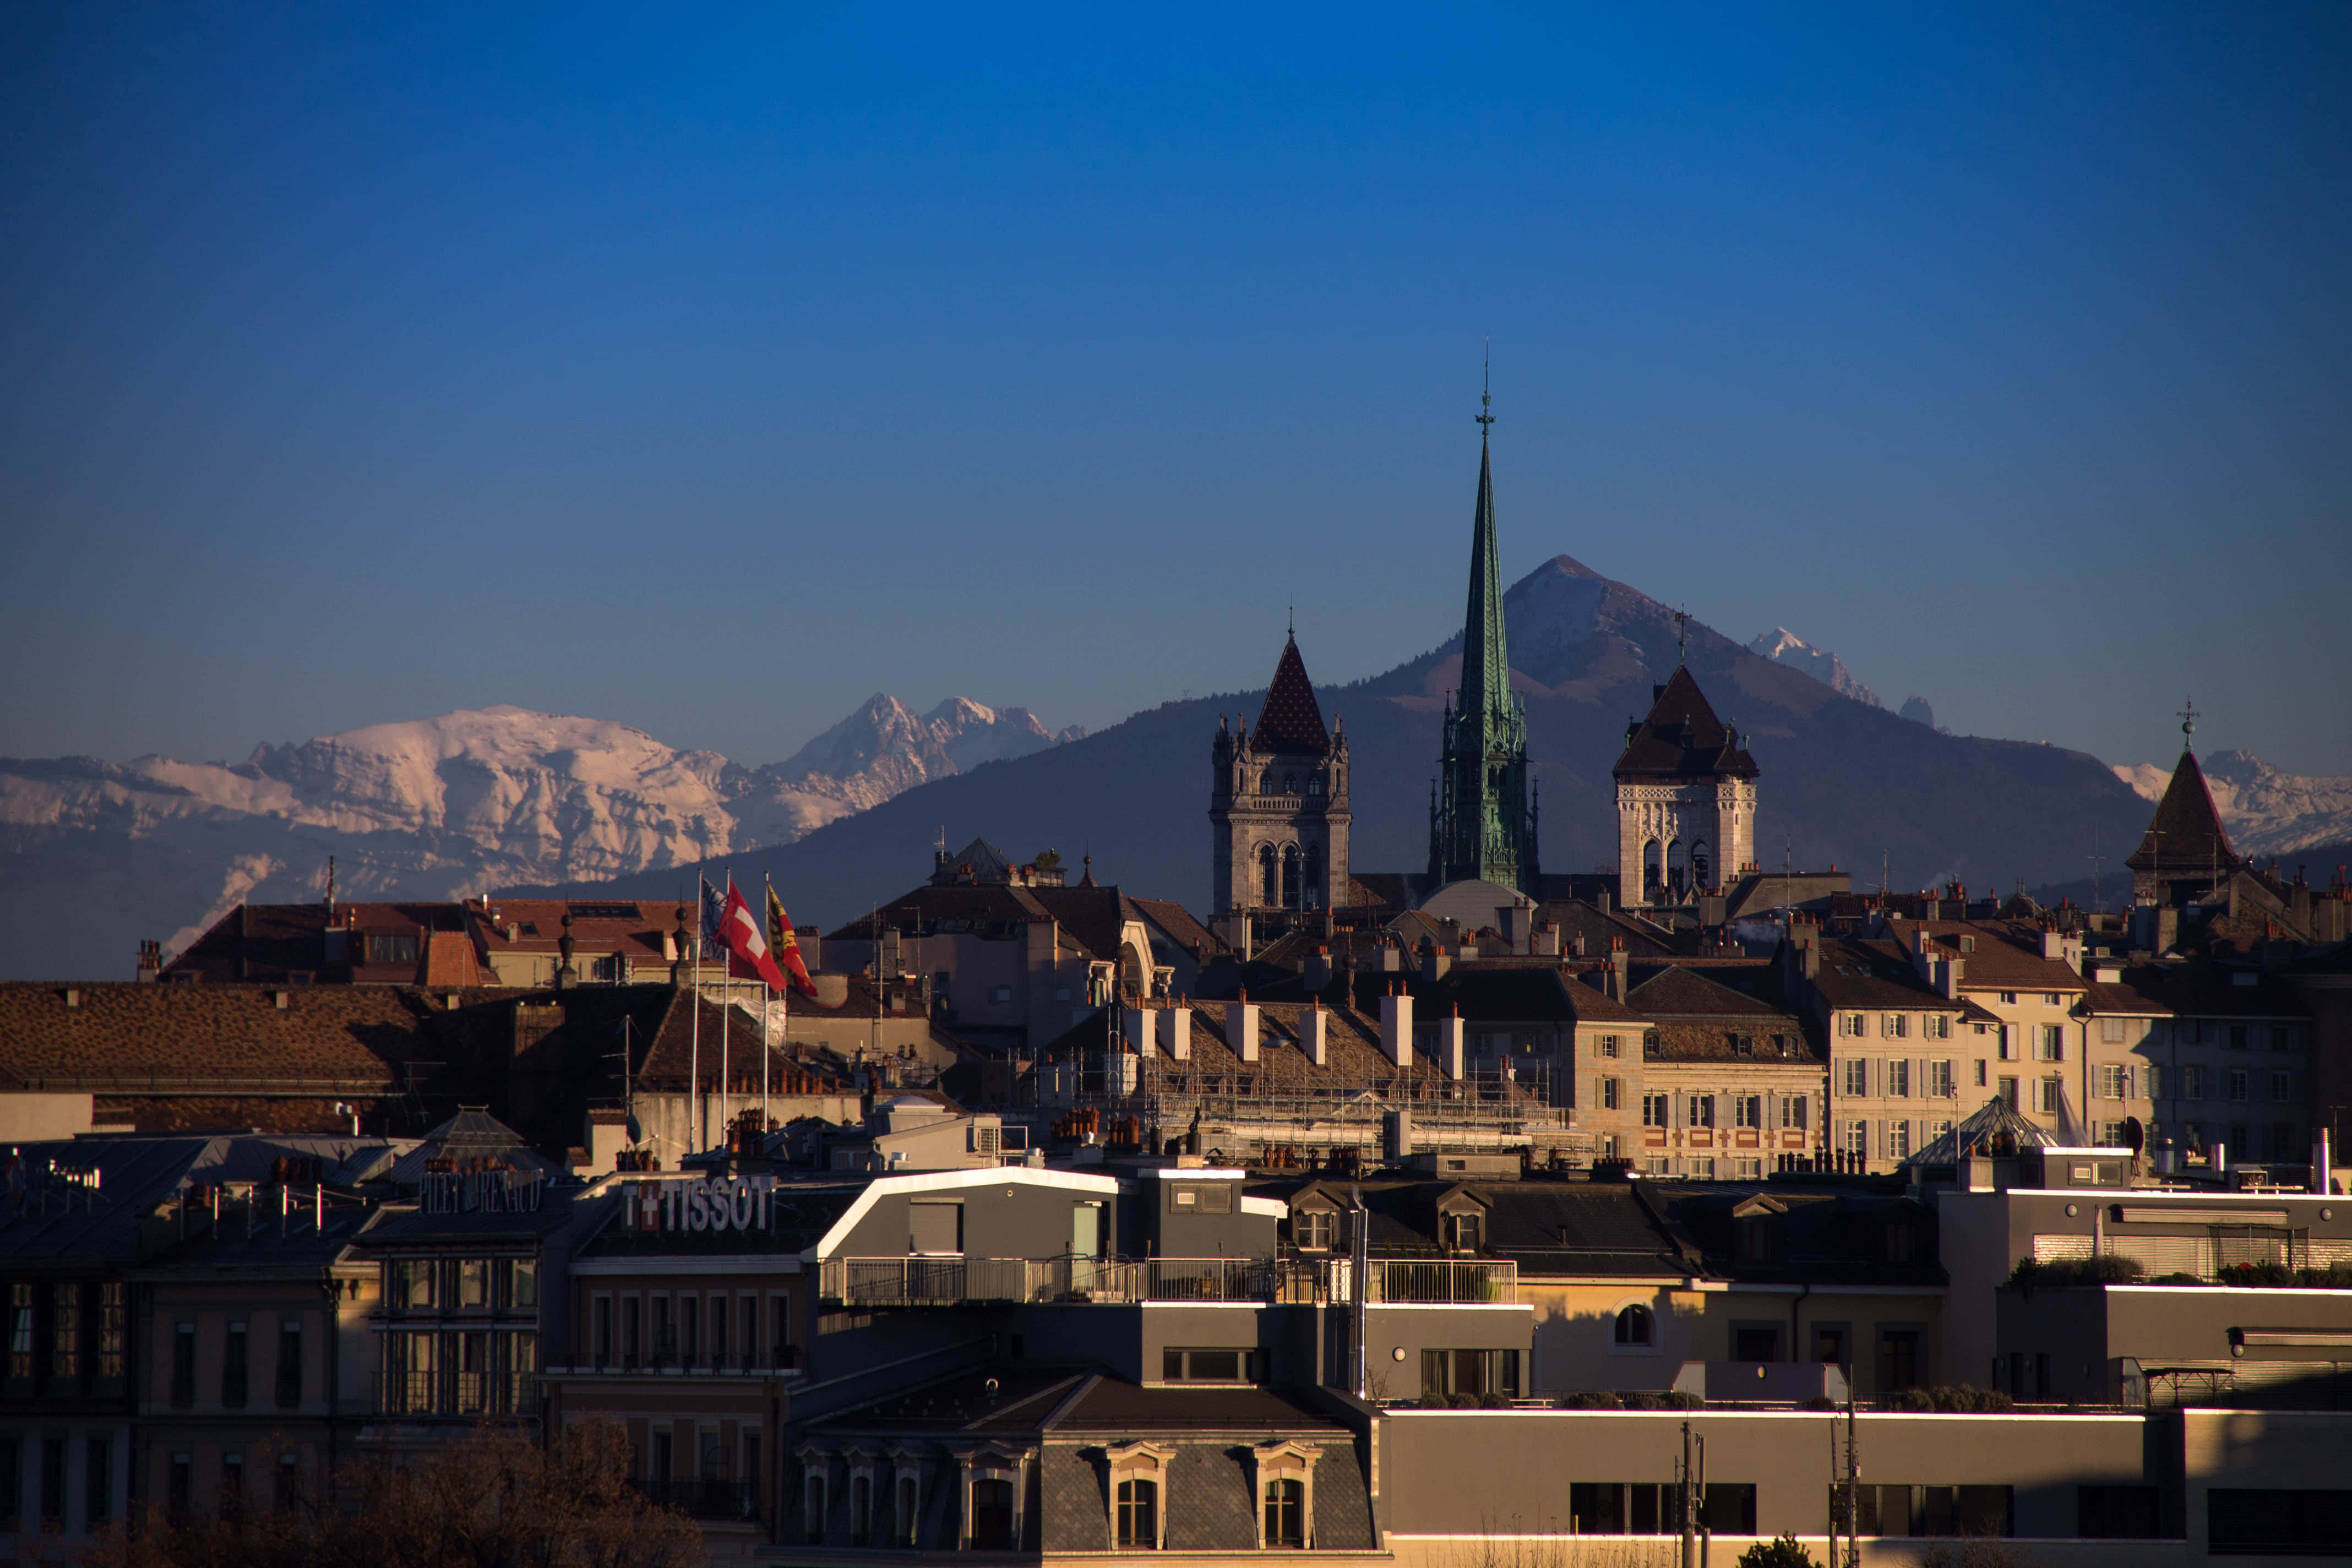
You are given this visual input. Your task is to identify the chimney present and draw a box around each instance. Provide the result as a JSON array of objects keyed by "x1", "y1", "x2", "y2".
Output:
[
  {"x1": 137, "y1": 939, "x2": 162, "y2": 982},
  {"x1": 1596, "y1": 887, "x2": 1613, "y2": 914},
  {"x1": 1938, "y1": 956, "x2": 1964, "y2": 1000},
  {"x1": 1438, "y1": 1008, "x2": 1466, "y2": 1078},
  {"x1": 1608, "y1": 939, "x2": 1629, "y2": 1003},
  {"x1": 1532, "y1": 923, "x2": 1560, "y2": 959},
  {"x1": 1157, "y1": 1002, "x2": 1191, "y2": 1062},
  {"x1": 1379, "y1": 985, "x2": 1414, "y2": 1066},
  {"x1": 1570, "y1": 931, "x2": 1588, "y2": 959},
  {"x1": 1304, "y1": 945, "x2": 1332, "y2": 994},
  {"x1": 1122, "y1": 1005, "x2": 1152, "y2": 1053},
  {"x1": 1500, "y1": 904, "x2": 1529, "y2": 956},
  {"x1": 2039, "y1": 928, "x2": 2064, "y2": 961},
  {"x1": 1227, "y1": 997, "x2": 1260, "y2": 1063},
  {"x1": 1419, "y1": 941, "x2": 1450, "y2": 984},
  {"x1": 1301, "y1": 1004, "x2": 1330, "y2": 1066}
]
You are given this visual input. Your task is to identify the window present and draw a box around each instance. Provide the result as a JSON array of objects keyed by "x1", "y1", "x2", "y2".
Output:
[
  {"x1": 50, "y1": 1281, "x2": 79, "y2": 1380},
  {"x1": 897, "y1": 1475, "x2": 918, "y2": 1545},
  {"x1": 968, "y1": 1477, "x2": 1016, "y2": 1550},
  {"x1": 1887, "y1": 1060, "x2": 1910, "y2": 1098},
  {"x1": 2229, "y1": 1121, "x2": 2251, "y2": 1156},
  {"x1": 709, "y1": 1294, "x2": 728, "y2": 1369},
  {"x1": 2098, "y1": 1064, "x2": 2133, "y2": 1100},
  {"x1": 2035, "y1": 1078, "x2": 2061, "y2": 1114},
  {"x1": 2000, "y1": 992, "x2": 2018, "y2": 1006},
  {"x1": 2100, "y1": 1017, "x2": 2126, "y2": 1043},
  {"x1": 1883, "y1": 1013, "x2": 1910, "y2": 1040},
  {"x1": 1264, "y1": 1479, "x2": 1306, "y2": 1548},
  {"x1": 1597, "y1": 1034, "x2": 1620, "y2": 1058},
  {"x1": 505, "y1": 1259, "x2": 539, "y2": 1309},
  {"x1": 773, "y1": 1297, "x2": 792, "y2": 1367},
  {"x1": 1295, "y1": 1210, "x2": 1335, "y2": 1251},
  {"x1": 168, "y1": 1453, "x2": 191, "y2": 1522},
  {"x1": 223, "y1": 1321, "x2": 249, "y2": 1408},
  {"x1": 1997, "y1": 1076, "x2": 2018, "y2": 1108},
  {"x1": 1614, "y1": 1305, "x2": 1653, "y2": 1347},
  {"x1": 2272, "y1": 1026, "x2": 2298, "y2": 1052},
  {"x1": 910, "y1": 1202, "x2": 963, "y2": 1254},
  {"x1": 98, "y1": 1282, "x2": 125, "y2": 1380},
  {"x1": 1840, "y1": 1059, "x2": 1868, "y2": 1097},
  {"x1": 2229, "y1": 1026, "x2": 2250, "y2": 1052},
  {"x1": 1642, "y1": 1094, "x2": 1670, "y2": 1128},
  {"x1": 397, "y1": 1259, "x2": 436, "y2": 1309},
  {"x1": 2228, "y1": 1069, "x2": 2249, "y2": 1103},
  {"x1": 1162, "y1": 1348, "x2": 1255, "y2": 1382},
  {"x1": 1168, "y1": 1183, "x2": 1232, "y2": 1214},
  {"x1": 2182, "y1": 1064, "x2": 2208, "y2": 1100},
  {"x1": 1878, "y1": 1329, "x2": 1923, "y2": 1392},
  {"x1": 8, "y1": 1286, "x2": 32, "y2": 1381},
  {"x1": 1420, "y1": 1348, "x2": 1520, "y2": 1398},
  {"x1": 680, "y1": 1295, "x2": 698, "y2": 1367},
  {"x1": 276, "y1": 1319, "x2": 302, "y2": 1408},
  {"x1": 221, "y1": 1451, "x2": 243, "y2": 1520},
  {"x1": 1442, "y1": 1211, "x2": 1484, "y2": 1253},
  {"x1": 86, "y1": 1436, "x2": 112, "y2": 1526},
  {"x1": 2272, "y1": 1070, "x2": 2299, "y2": 1102},
  {"x1": 1888, "y1": 1121, "x2": 1911, "y2": 1161},
  {"x1": 1685, "y1": 1095, "x2": 1715, "y2": 1129},
  {"x1": 37, "y1": 1438, "x2": 63, "y2": 1524},
  {"x1": 1116, "y1": 1479, "x2": 1158, "y2": 1549},
  {"x1": 2269, "y1": 1123, "x2": 2300, "y2": 1162},
  {"x1": 592, "y1": 1298, "x2": 612, "y2": 1365},
  {"x1": 1733, "y1": 1095, "x2": 1762, "y2": 1129},
  {"x1": 1974, "y1": 1060, "x2": 1987, "y2": 1087},
  {"x1": 0, "y1": 1437, "x2": 16, "y2": 1531},
  {"x1": 804, "y1": 1473, "x2": 826, "y2": 1545},
  {"x1": 456, "y1": 1259, "x2": 491, "y2": 1309},
  {"x1": 1600, "y1": 1076, "x2": 1621, "y2": 1111},
  {"x1": 171, "y1": 1321, "x2": 195, "y2": 1407},
  {"x1": 1998, "y1": 1026, "x2": 2016, "y2": 1061},
  {"x1": 1927, "y1": 1060, "x2": 1954, "y2": 1097},
  {"x1": 624, "y1": 1297, "x2": 643, "y2": 1368},
  {"x1": 1731, "y1": 1034, "x2": 1755, "y2": 1057},
  {"x1": 1778, "y1": 1095, "x2": 1808, "y2": 1130},
  {"x1": 2146, "y1": 1065, "x2": 2164, "y2": 1101},
  {"x1": 1925, "y1": 1015, "x2": 1951, "y2": 1040},
  {"x1": 1846, "y1": 1484, "x2": 2012, "y2": 1539},
  {"x1": 989, "y1": 984, "x2": 1012, "y2": 1004},
  {"x1": 2094, "y1": 1120, "x2": 2127, "y2": 1148},
  {"x1": 2207, "y1": 1490, "x2": 2352, "y2": 1555},
  {"x1": 1840, "y1": 1013, "x2": 1866, "y2": 1037},
  {"x1": 365, "y1": 933, "x2": 421, "y2": 965},
  {"x1": 1841, "y1": 1121, "x2": 1868, "y2": 1159},
  {"x1": 2044, "y1": 993, "x2": 2061, "y2": 1007},
  {"x1": 2075, "y1": 1484, "x2": 2160, "y2": 1539},
  {"x1": 2037, "y1": 1025, "x2": 2064, "y2": 1061},
  {"x1": 276, "y1": 1453, "x2": 300, "y2": 1513}
]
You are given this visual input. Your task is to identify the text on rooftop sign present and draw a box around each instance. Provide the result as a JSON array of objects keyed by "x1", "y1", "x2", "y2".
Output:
[{"x1": 630, "y1": 1175, "x2": 777, "y2": 1234}]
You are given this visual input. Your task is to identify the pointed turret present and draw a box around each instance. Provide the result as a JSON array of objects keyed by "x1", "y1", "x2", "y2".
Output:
[
  {"x1": 1459, "y1": 433, "x2": 1512, "y2": 731},
  {"x1": 1251, "y1": 635, "x2": 1332, "y2": 754},
  {"x1": 2126, "y1": 748, "x2": 2236, "y2": 905}
]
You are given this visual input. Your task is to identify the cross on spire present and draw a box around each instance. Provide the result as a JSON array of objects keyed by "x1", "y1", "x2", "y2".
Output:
[
  {"x1": 2178, "y1": 696, "x2": 2198, "y2": 751},
  {"x1": 1675, "y1": 607, "x2": 1689, "y2": 666},
  {"x1": 1476, "y1": 339, "x2": 1494, "y2": 434}
]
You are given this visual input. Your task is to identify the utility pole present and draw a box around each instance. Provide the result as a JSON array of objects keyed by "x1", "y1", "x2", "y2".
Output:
[{"x1": 1680, "y1": 1421, "x2": 1697, "y2": 1568}]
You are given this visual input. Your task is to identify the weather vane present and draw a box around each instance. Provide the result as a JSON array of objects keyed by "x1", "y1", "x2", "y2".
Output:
[{"x1": 2178, "y1": 696, "x2": 2198, "y2": 750}]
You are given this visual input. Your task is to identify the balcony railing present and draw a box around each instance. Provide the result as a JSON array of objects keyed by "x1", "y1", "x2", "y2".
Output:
[
  {"x1": 817, "y1": 1254, "x2": 1515, "y2": 1306},
  {"x1": 375, "y1": 1370, "x2": 538, "y2": 1417},
  {"x1": 636, "y1": 1477, "x2": 759, "y2": 1521}
]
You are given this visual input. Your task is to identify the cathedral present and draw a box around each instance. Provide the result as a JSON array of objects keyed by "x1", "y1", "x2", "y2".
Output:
[
  {"x1": 1427, "y1": 389, "x2": 1539, "y2": 896},
  {"x1": 1611, "y1": 663, "x2": 1759, "y2": 906}
]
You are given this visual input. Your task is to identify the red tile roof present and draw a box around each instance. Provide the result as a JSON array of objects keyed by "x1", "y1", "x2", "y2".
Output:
[{"x1": 1250, "y1": 637, "x2": 1332, "y2": 755}]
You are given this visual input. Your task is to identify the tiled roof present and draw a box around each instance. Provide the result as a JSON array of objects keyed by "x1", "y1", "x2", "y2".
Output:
[
  {"x1": 1625, "y1": 966, "x2": 1784, "y2": 1018},
  {"x1": 1808, "y1": 940, "x2": 1970, "y2": 1010},
  {"x1": 1128, "y1": 897, "x2": 1223, "y2": 960},
  {"x1": 0, "y1": 982, "x2": 439, "y2": 1093},
  {"x1": 1610, "y1": 666, "x2": 1759, "y2": 782},
  {"x1": 1027, "y1": 886, "x2": 1138, "y2": 966},
  {"x1": 1638, "y1": 1182, "x2": 1945, "y2": 1288},
  {"x1": 1903, "y1": 924, "x2": 2087, "y2": 990},
  {"x1": 2126, "y1": 749, "x2": 2237, "y2": 875},
  {"x1": 1249, "y1": 637, "x2": 1332, "y2": 756}
]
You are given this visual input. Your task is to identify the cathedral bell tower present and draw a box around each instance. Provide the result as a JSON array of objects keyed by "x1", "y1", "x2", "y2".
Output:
[
  {"x1": 1428, "y1": 372, "x2": 1538, "y2": 896},
  {"x1": 1211, "y1": 634, "x2": 1351, "y2": 919}
]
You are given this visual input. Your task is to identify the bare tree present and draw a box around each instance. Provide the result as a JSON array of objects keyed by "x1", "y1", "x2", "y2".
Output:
[{"x1": 85, "y1": 1424, "x2": 699, "y2": 1568}]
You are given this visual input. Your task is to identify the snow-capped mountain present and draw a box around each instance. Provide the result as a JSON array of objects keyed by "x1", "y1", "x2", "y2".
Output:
[
  {"x1": 2113, "y1": 750, "x2": 2352, "y2": 859},
  {"x1": 1748, "y1": 628, "x2": 1882, "y2": 707},
  {"x1": 0, "y1": 698, "x2": 1080, "y2": 977}
]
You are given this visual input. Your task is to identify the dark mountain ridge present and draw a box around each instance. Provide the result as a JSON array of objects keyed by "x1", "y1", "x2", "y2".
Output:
[{"x1": 531, "y1": 554, "x2": 2154, "y2": 927}]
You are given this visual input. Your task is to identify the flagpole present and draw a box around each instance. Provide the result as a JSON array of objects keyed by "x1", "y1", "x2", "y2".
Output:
[
  {"x1": 763, "y1": 874, "x2": 774, "y2": 1135},
  {"x1": 720, "y1": 870, "x2": 733, "y2": 1152},
  {"x1": 690, "y1": 877, "x2": 703, "y2": 1155}
]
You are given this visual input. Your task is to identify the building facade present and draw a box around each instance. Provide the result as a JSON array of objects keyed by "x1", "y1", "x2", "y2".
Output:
[{"x1": 1210, "y1": 636, "x2": 1353, "y2": 918}]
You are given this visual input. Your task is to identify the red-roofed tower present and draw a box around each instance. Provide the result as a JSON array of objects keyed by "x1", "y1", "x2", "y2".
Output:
[{"x1": 1210, "y1": 633, "x2": 1351, "y2": 920}]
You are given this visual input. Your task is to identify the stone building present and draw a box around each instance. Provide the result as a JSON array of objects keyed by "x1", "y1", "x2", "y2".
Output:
[
  {"x1": 1613, "y1": 665, "x2": 1759, "y2": 907},
  {"x1": 1208, "y1": 635, "x2": 1352, "y2": 919}
]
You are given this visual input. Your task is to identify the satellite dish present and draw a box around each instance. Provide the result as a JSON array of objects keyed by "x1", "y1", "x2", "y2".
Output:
[{"x1": 2124, "y1": 1116, "x2": 2145, "y2": 1155}]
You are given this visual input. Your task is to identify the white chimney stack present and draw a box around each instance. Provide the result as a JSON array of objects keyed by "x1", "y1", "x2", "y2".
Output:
[
  {"x1": 1227, "y1": 998, "x2": 1260, "y2": 1063},
  {"x1": 1379, "y1": 986, "x2": 1414, "y2": 1068},
  {"x1": 1158, "y1": 1003, "x2": 1191, "y2": 1061},
  {"x1": 1301, "y1": 1004, "x2": 1329, "y2": 1066},
  {"x1": 1438, "y1": 1010, "x2": 1466, "y2": 1078}
]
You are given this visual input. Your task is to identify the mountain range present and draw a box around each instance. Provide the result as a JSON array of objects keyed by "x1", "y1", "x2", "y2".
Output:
[
  {"x1": 526, "y1": 554, "x2": 2174, "y2": 930},
  {"x1": 0, "y1": 697, "x2": 1079, "y2": 978},
  {"x1": 2113, "y1": 750, "x2": 2352, "y2": 859}
]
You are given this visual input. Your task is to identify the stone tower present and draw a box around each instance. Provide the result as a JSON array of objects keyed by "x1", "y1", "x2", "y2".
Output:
[
  {"x1": 1211, "y1": 636, "x2": 1351, "y2": 916},
  {"x1": 1428, "y1": 388, "x2": 1538, "y2": 895},
  {"x1": 1612, "y1": 665, "x2": 1758, "y2": 906}
]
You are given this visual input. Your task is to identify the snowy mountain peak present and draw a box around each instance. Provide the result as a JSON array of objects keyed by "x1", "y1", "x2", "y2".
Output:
[
  {"x1": 1747, "y1": 628, "x2": 1883, "y2": 707},
  {"x1": 2113, "y1": 750, "x2": 2352, "y2": 858}
]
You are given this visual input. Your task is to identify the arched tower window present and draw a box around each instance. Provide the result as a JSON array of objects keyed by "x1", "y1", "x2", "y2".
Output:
[
  {"x1": 1691, "y1": 840, "x2": 1711, "y2": 893},
  {"x1": 1643, "y1": 839, "x2": 1663, "y2": 903},
  {"x1": 1259, "y1": 844, "x2": 1279, "y2": 907},
  {"x1": 1281, "y1": 846, "x2": 1301, "y2": 910},
  {"x1": 1303, "y1": 845, "x2": 1324, "y2": 907},
  {"x1": 1667, "y1": 840, "x2": 1687, "y2": 899}
]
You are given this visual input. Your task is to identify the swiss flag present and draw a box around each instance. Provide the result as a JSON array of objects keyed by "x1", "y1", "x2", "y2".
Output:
[{"x1": 716, "y1": 878, "x2": 789, "y2": 993}]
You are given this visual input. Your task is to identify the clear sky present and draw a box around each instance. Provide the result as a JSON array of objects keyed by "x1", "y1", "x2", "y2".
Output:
[{"x1": 4, "y1": 4, "x2": 2348, "y2": 775}]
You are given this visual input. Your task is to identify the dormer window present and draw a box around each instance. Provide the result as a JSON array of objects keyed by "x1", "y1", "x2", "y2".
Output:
[
  {"x1": 1441, "y1": 1211, "x2": 1483, "y2": 1254},
  {"x1": 1293, "y1": 1209, "x2": 1335, "y2": 1251}
]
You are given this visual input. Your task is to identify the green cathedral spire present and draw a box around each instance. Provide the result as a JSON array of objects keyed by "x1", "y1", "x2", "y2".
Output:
[{"x1": 1429, "y1": 372, "x2": 1538, "y2": 893}]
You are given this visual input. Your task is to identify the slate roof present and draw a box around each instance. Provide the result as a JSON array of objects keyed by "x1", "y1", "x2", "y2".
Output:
[
  {"x1": 1625, "y1": 966, "x2": 1784, "y2": 1019},
  {"x1": 1128, "y1": 897, "x2": 1223, "y2": 961},
  {"x1": 2126, "y1": 749, "x2": 2237, "y2": 875},
  {"x1": 1635, "y1": 1182, "x2": 1945, "y2": 1288},
  {"x1": 1249, "y1": 636, "x2": 1332, "y2": 755},
  {"x1": 1611, "y1": 666, "x2": 1759, "y2": 782},
  {"x1": 1905, "y1": 924, "x2": 2088, "y2": 992}
]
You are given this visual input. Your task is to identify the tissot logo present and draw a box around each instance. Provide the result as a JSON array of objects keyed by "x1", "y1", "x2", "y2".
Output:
[{"x1": 631, "y1": 1176, "x2": 777, "y2": 1233}]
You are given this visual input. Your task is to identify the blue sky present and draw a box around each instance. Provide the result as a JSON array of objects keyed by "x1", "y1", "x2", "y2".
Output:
[{"x1": 3, "y1": 3, "x2": 2347, "y2": 774}]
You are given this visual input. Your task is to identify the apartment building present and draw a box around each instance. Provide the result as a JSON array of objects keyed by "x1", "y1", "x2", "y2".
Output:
[
  {"x1": 1620, "y1": 967, "x2": 1821, "y2": 1179},
  {"x1": 1790, "y1": 932, "x2": 1992, "y2": 1174}
]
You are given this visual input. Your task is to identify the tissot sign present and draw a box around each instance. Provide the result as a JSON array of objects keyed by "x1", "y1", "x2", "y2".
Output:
[{"x1": 627, "y1": 1175, "x2": 778, "y2": 1233}]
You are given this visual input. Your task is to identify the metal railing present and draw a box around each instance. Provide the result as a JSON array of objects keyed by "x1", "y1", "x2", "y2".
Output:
[
  {"x1": 636, "y1": 1477, "x2": 759, "y2": 1520},
  {"x1": 376, "y1": 1370, "x2": 537, "y2": 1417},
  {"x1": 818, "y1": 1254, "x2": 1515, "y2": 1306}
]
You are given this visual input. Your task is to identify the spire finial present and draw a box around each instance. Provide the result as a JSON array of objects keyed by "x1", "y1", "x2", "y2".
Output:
[
  {"x1": 2179, "y1": 696, "x2": 2198, "y2": 750},
  {"x1": 1476, "y1": 339, "x2": 1494, "y2": 435},
  {"x1": 1288, "y1": 601, "x2": 1294, "y2": 639},
  {"x1": 1675, "y1": 607, "x2": 1689, "y2": 666}
]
